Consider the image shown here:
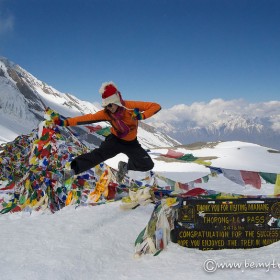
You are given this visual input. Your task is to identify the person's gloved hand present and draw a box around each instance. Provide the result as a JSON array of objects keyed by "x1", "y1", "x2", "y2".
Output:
[
  {"x1": 131, "y1": 108, "x2": 144, "y2": 120},
  {"x1": 52, "y1": 115, "x2": 69, "y2": 126}
]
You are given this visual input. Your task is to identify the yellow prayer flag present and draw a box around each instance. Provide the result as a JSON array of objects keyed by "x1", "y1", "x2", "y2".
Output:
[{"x1": 274, "y1": 174, "x2": 280, "y2": 195}]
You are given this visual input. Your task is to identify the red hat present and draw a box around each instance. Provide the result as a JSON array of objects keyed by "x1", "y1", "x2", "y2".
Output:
[{"x1": 99, "y1": 81, "x2": 124, "y2": 107}]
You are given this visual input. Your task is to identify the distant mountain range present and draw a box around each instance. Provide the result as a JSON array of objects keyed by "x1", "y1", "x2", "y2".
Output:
[
  {"x1": 0, "y1": 57, "x2": 179, "y2": 148},
  {"x1": 148, "y1": 113, "x2": 280, "y2": 150},
  {"x1": 1, "y1": 56, "x2": 279, "y2": 151}
]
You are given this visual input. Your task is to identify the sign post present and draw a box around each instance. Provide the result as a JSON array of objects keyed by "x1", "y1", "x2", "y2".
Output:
[{"x1": 172, "y1": 198, "x2": 280, "y2": 250}]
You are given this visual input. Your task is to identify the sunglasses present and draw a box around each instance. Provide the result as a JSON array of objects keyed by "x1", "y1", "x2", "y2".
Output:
[{"x1": 106, "y1": 103, "x2": 113, "y2": 108}]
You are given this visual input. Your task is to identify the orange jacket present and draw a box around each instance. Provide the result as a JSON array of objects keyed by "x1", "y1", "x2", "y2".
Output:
[{"x1": 66, "y1": 100, "x2": 161, "y2": 141}]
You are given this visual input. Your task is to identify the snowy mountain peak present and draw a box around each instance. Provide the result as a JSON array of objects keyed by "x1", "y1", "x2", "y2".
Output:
[{"x1": 0, "y1": 57, "x2": 179, "y2": 148}]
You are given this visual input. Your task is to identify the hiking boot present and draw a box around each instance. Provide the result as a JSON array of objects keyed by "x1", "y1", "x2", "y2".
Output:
[
  {"x1": 63, "y1": 169, "x2": 75, "y2": 181},
  {"x1": 116, "y1": 161, "x2": 127, "y2": 183}
]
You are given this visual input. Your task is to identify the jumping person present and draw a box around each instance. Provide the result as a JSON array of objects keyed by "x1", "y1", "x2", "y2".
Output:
[{"x1": 52, "y1": 81, "x2": 161, "y2": 182}]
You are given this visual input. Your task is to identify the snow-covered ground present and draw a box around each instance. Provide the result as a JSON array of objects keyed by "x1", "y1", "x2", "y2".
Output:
[
  {"x1": 1, "y1": 141, "x2": 280, "y2": 280},
  {"x1": 1, "y1": 202, "x2": 280, "y2": 280}
]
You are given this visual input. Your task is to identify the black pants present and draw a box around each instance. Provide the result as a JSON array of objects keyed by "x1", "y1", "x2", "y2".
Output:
[{"x1": 70, "y1": 134, "x2": 154, "y2": 175}]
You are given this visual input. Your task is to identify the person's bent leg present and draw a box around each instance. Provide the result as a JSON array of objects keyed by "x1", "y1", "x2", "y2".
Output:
[
  {"x1": 124, "y1": 140, "x2": 154, "y2": 172},
  {"x1": 70, "y1": 134, "x2": 121, "y2": 174}
]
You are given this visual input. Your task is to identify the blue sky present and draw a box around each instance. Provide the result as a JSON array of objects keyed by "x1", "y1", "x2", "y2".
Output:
[{"x1": 0, "y1": 0, "x2": 279, "y2": 108}]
